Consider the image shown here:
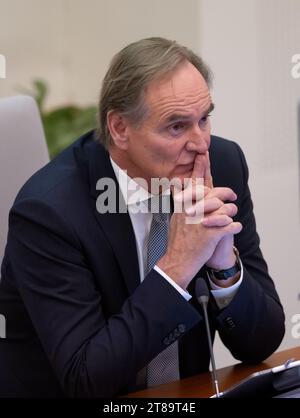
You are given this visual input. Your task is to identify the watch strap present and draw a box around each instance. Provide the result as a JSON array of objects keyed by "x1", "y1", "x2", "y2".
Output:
[{"x1": 207, "y1": 247, "x2": 241, "y2": 281}]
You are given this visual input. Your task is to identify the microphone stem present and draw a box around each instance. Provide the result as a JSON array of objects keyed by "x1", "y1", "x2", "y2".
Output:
[{"x1": 202, "y1": 302, "x2": 220, "y2": 398}]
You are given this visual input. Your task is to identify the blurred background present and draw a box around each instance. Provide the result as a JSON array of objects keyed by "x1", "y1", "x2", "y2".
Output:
[{"x1": 1, "y1": 0, "x2": 300, "y2": 368}]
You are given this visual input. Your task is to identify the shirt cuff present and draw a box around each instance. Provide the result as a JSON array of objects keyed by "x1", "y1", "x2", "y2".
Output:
[
  {"x1": 153, "y1": 265, "x2": 192, "y2": 301},
  {"x1": 208, "y1": 261, "x2": 244, "y2": 309}
]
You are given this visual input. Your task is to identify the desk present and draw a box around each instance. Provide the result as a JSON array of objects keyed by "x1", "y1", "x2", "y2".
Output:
[{"x1": 126, "y1": 346, "x2": 300, "y2": 398}]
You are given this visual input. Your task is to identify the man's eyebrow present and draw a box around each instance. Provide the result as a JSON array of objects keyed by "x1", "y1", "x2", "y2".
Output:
[
  {"x1": 164, "y1": 102, "x2": 215, "y2": 123},
  {"x1": 206, "y1": 102, "x2": 215, "y2": 115}
]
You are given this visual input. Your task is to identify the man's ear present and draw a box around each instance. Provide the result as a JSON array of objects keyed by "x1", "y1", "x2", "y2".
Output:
[{"x1": 107, "y1": 110, "x2": 130, "y2": 150}]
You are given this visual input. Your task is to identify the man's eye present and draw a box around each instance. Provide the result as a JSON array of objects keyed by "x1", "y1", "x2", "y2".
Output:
[
  {"x1": 199, "y1": 114, "x2": 211, "y2": 127},
  {"x1": 169, "y1": 122, "x2": 185, "y2": 134}
]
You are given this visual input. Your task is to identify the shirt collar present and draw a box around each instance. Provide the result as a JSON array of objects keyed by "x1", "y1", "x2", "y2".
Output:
[{"x1": 109, "y1": 156, "x2": 171, "y2": 207}]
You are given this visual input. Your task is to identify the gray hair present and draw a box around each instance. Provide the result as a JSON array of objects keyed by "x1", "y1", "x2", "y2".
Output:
[{"x1": 97, "y1": 37, "x2": 213, "y2": 148}]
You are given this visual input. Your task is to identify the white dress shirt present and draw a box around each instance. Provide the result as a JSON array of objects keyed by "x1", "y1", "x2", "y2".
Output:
[{"x1": 110, "y1": 157, "x2": 243, "y2": 308}]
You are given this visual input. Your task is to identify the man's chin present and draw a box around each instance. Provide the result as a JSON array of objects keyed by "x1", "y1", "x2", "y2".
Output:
[
  {"x1": 168, "y1": 173, "x2": 193, "y2": 191},
  {"x1": 174, "y1": 169, "x2": 193, "y2": 180}
]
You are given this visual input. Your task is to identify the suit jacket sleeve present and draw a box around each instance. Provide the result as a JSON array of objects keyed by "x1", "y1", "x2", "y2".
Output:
[
  {"x1": 7, "y1": 199, "x2": 201, "y2": 397},
  {"x1": 210, "y1": 141, "x2": 285, "y2": 363}
]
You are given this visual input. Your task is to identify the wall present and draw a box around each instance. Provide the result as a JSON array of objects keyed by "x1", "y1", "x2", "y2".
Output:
[
  {"x1": 0, "y1": 0, "x2": 199, "y2": 107},
  {"x1": 199, "y1": 0, "x2": 300, "y2": 367}
]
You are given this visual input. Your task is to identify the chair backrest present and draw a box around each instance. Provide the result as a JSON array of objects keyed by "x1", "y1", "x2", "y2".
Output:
[{"x1": 0, "y1": 95, "x2": 49, "y2": 264}]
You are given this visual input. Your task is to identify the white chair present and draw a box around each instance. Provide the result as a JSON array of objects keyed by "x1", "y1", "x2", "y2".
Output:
[{"x1": 0, "y1": 95, "x2": 49, "y2": 265}]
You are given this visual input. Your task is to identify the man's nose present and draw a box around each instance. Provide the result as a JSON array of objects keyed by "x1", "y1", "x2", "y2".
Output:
[{"x1": 185, "y1": 128, "x2": 209, "y2": 154}]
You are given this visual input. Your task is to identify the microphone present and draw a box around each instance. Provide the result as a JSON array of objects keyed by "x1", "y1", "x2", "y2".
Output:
[{"x1": 195, "y1": 277, "x2": 220, "y2": 398}]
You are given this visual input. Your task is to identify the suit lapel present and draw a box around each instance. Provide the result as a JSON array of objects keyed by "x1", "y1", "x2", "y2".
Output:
[{"x1": 86, "y1": 136, "x2": 141, "y2": 295}]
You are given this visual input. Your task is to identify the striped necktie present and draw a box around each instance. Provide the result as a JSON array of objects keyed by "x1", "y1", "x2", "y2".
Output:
[{"x1": 146, "y1": 197, "x2": 180, "y2": 387}]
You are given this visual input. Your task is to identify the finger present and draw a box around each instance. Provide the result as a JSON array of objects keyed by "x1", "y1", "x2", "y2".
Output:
[
  {"x1": 177, "y1": 185, "x2": 234, "y2": 215},
  {"x1": 211, "y1": 202, "x2": 238, "y2": 218},
  {"x1": 201, "y1": 214, "x2": 233, "y2": 227},
  {"x1": 204, "y1": 151, "x2": 213, "y2": 188},
  {"x1": 206, "y1": 187, "x2": 237, "y2": 202},
  {"x1": 170, "y1": 180, "x2": 183, "y2": 199},
  {"x1": 185, "y1": 197, "x2": 223, "y2": 216},
  {"x1": 191, "y1": 154, "x2": 206, "y2": 184},
  {"x1": 223, "y1": 221, "x2": 243, "y2": 235},
  {"x1": 185, "y1": 200, "x2": 204, "y2": 216},
  {"x1": 203, "y1": 185, "x2": 211, "y2": 197},
  {"x1": 173, "y1": 180, "x2": 205, "y2": 213}
]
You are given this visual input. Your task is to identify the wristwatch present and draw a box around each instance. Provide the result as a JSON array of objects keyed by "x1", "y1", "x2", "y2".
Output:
[{"x1": 207, "y1": 247, "x2": 241, "y2": 281}]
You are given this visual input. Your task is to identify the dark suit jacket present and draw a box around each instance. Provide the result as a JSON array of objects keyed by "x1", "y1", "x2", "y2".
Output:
[{"x1": 0, "y1": 131, "x2": 285, "y2": 397}]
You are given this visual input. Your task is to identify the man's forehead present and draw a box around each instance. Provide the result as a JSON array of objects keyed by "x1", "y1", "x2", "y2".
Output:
[
  {"x1": 144, "y1": 85, "x2": 212, "y2": 123},
  {"x1": 144, "y1": 63, "x2": 211, "y2": 117}
]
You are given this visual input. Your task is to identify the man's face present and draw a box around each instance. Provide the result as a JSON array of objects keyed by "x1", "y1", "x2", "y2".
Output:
[{"x1": 112, "y1": 61, "x2": 213, "y2": 185}]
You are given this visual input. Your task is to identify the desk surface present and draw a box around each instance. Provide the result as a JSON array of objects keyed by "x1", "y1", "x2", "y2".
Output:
[{"x1": 126, "y1": 346, "x2": 300, "y2": 398}]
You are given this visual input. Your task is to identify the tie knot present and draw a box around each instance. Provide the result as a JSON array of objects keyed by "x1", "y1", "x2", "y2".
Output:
[
  {"x1": 148, "y1": 195, "x2": 170, "y2": 222},
  {"x1": 152, "y1": 211, "x2": 168, "y2": 224}
]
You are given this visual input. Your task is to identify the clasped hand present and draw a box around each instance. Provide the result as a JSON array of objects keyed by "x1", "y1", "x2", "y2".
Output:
[{"x1": 157, "y1": 152, "x2": 242, "y2": 290}]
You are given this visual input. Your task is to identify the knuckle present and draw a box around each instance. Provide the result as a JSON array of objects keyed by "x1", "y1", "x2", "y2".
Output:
[
  {"x1": 226, "y1": 203, "x2": 238, "y2": 215},
  {"x1": 206, "y1": 197, "x2": 221, "y2": 210},
  {"x1": 215, "y1": 197, "x2": 223, "y2": 207}
]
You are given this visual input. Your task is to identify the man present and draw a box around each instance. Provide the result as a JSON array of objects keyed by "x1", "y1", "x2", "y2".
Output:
[{"x1": 0, "y1": 37, "x2": 284, "y2": 398}]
